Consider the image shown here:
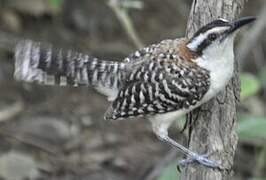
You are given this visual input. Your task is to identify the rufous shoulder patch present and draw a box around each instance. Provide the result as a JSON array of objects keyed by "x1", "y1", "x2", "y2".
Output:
[{"x1": 178, "y1": 40, "x2": 198, "y2": 61}]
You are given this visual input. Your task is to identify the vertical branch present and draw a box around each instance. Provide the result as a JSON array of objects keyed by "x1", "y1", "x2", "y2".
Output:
[{"x1": 181, "y1": 0, "x2": 244, "y2": 180}]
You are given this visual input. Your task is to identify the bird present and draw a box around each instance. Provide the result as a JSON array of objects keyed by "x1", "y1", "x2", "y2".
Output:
[{"x1": 14, "y1": 16, "x2": 256, "y2": 168}]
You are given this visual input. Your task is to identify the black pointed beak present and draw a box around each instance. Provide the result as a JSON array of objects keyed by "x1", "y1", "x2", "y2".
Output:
[{"x1": 230, "y1": 16, "x2": 256, "y2": 32}]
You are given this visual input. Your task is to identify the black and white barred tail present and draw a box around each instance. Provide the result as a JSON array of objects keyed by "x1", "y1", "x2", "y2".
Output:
[{"x1": 14, "y1": 40, "x2": 126, "y2": 99}]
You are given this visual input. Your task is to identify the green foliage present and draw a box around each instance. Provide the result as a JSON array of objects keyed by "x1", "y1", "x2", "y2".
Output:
[
  {"x1": 158, "y1": 162, "x2": 180, "y2": 180},
  {"x1": 240, "y1": 73, "x2": 261, "y2": 100},
  {"x1": 49, "y1": 0, "x2": 63, "y2": 8},
  {"x1": 237, "y1": 116, "x2": 266, "y2": 141},
  {"x1": 259, "y1": 66, "x2": 266, "y2": 87}
]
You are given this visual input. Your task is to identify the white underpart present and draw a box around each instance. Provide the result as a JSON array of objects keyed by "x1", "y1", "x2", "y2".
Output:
[
  {"x1": 187, "y1": 27, "x2": 230, "y2": 51},
  {"x1": 95, "y1": 85, "x2": 118, "y2": 101},
  {"x1": 150, "y1": 111, "x2": 183, "y2": 138},
  {"x1": 151, "y1": 34, "x2": 235, "y2": 139}
]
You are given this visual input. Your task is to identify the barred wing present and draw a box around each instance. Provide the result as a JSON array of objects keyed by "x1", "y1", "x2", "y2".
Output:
[{"x1": 105, "y1": 59, "x2": 210, "y2": 120}]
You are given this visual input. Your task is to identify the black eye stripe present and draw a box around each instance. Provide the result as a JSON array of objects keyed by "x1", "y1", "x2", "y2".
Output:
[
  {"x1": 197, "y1": 39, "x2": 211, "y2": 54},
  {"x1": 189, "y1": 33, "x2": 218, "y2": 55}
]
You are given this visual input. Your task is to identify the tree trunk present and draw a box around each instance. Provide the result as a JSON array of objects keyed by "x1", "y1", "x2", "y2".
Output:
[{"x1": 181, "y1": 0, "x2": 244, "y2": 180}]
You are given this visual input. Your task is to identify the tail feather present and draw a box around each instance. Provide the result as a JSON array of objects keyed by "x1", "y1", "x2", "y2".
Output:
[{"x1": 14, "y1": 40, "x2": 126, "y2": 99}]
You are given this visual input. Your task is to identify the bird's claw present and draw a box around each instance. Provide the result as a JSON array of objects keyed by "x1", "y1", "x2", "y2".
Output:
[{"x1": 178, "y1": 153, "x2": 220, "y2": 168}]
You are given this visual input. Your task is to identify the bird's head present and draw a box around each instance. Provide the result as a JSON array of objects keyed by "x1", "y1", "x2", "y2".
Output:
[
  {"x1": 185, "y1": 17, "x2": 255, "y2": 97},
  {"x1": 186, "y1": 17, "x2": 256, "y2": 57}
]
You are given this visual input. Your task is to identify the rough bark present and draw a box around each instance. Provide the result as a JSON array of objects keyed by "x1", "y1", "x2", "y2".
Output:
[{"x1": 181, "y1": 0, "x2": 244, "y2": 180}]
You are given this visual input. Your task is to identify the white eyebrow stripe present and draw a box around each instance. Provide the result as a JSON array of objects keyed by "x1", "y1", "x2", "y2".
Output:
[
  {"x1": 205, "y1": 26, "x2": 230, "y2": 34},
  {"x1": 187, "y1": 33, "x2": 206, "y2": 51},
  {"x1": 187, "y1": 26, "x2": 230, "y2": 51},
  {"x1": 218, "y1": 18, "x2": 229, "y2": 22}
]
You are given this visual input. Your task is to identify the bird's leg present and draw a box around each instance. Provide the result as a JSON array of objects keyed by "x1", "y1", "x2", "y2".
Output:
[
  {"x1": 178, "y1": 153, "x2": 213, "y2": 167},
  {"x1": 158, "y1": 135, "x2": 219, "y2": 168},
  {"x1": 150, "y1": 115, "x2": 219, "y2": 168}
]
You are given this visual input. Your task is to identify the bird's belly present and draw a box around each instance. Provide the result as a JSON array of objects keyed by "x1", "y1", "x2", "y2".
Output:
[{"x1": 150, "y1": 110, "x2": 185, "y2": 136}]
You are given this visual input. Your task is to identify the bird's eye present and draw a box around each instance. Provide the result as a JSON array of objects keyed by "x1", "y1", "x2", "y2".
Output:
[{"x1": 208, "y1": 33, "x2": 218, "y2": 41}]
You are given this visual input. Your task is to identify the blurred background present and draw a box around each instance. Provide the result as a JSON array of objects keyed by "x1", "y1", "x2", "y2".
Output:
[{"x1": 0, "y1": 0, "x2": 265, "y2": 180}]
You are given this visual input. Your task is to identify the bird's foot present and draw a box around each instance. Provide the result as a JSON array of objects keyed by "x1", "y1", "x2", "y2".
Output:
[{"x1": 178, "y1": 153, "x2": 220, "y2": 168}]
